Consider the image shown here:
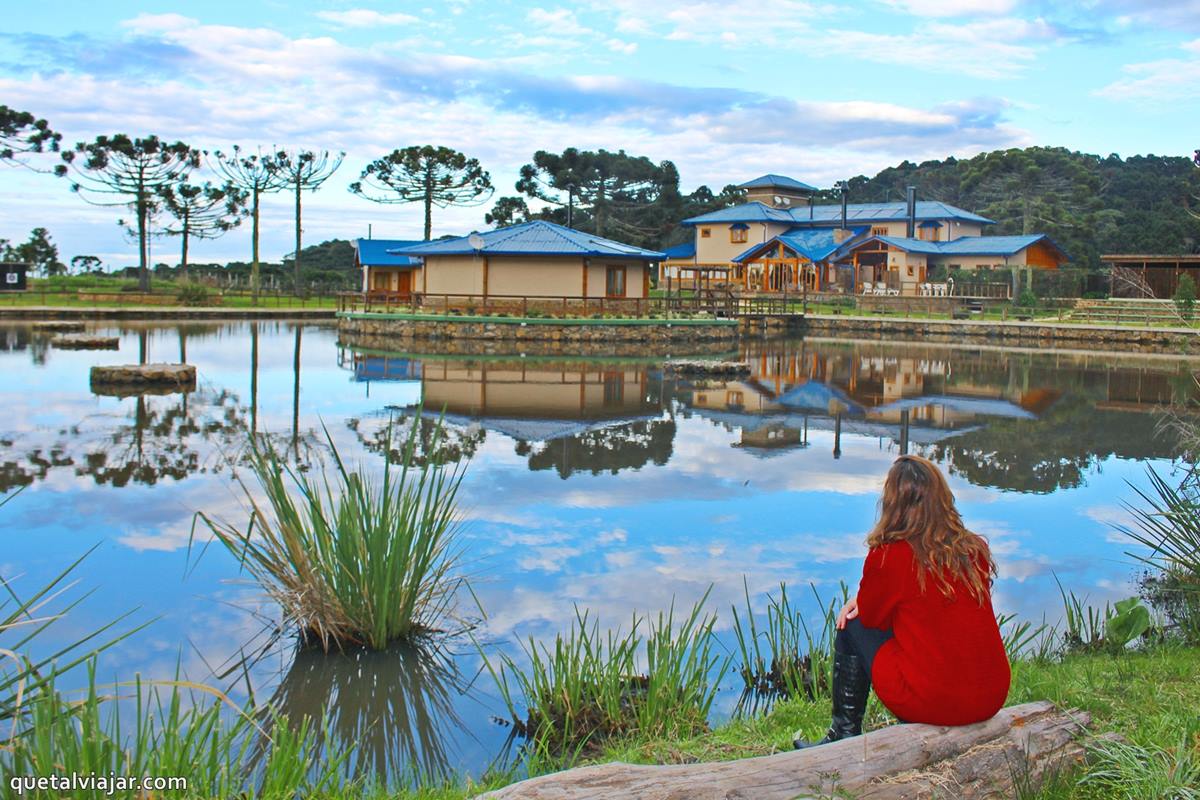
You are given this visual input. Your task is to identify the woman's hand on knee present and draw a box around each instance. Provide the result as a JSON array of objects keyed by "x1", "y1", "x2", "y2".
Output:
[{"x1": 837, "y1": 595, "x2": 859, "y2": 630}]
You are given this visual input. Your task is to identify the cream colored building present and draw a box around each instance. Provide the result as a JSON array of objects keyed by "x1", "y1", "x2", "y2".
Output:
[{"x1": 365, "y1": 220, "x2": 663, "y2": 302}]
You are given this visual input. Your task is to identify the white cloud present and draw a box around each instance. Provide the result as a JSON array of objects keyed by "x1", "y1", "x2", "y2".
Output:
[
  {"x1": 592, "y1": 0, "x2": 828, "y2": 46},
  {"x1": 1096, "y1": 38, "x2": 1200, "y2": 101},
  {"x1": 314, "y1": 9, "x2": 420, "y2": 28},
  {"x1": 881, "y1": 0, "x2": 1018, "y2": 15},
  {"x1": 827, "y1": 17, "x2": 1062, "y2": 79},
  {"x1": 0, "y1": 13, "x2": 1028, "y2": 263}
]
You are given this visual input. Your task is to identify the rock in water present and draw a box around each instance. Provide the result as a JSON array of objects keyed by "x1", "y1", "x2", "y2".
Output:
[
  {"x1": 90, "y1": 363, "x2": 197, "y2": 395},
  {"x1": 51, "y1": 334, "x2": 119, "y2": 349}
]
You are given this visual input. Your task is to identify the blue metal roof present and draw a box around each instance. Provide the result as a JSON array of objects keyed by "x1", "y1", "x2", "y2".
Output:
[
  {"x1": 662, "y1": 241, "x2": 696, "y2": 260},
  {"x1": 388, "y1": 220, "x2": 664, "y2": 260},
  {"x1": 737, "y1": 174, "x2": 819, "y2": 192},
  {"x1": 732, "y1": 226, "x2": 869, "y2": 263},
  {"x1": 730, "y1": 222, "x2": 750, "y2": 230},
  {"x1": 354, "y1": 238, "x2": 424, "y2": 267},
  {"x1": 683, "y1": 200, "x2": 994, "y2": 227},
  {"x1": 683, "y1": 202, "x2": 796, "y2": 226},
  {"x1": 872, "y1": 234, "x2": 1067, "y2": 258},
  {"x1": 918, "y1": 220, "x2": 943, "y2": 228}
]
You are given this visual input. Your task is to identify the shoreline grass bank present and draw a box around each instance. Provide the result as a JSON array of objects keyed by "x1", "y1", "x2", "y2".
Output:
[{"x1": 382, "y1": 642, "x2": 1200, "y2": 800}]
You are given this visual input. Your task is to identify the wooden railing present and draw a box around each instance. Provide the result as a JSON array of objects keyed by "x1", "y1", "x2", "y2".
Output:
[
  {"x1": 950, "y1": 282, "x2": 1012, "y2": 300},
  {"x1": 338, "y1": 290, "x2": 760, "y2": 318}
]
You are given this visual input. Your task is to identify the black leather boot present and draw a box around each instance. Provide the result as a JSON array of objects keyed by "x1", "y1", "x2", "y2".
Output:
[{"x1": 792, "y1": 651, "x2": 870, "y2": 748}]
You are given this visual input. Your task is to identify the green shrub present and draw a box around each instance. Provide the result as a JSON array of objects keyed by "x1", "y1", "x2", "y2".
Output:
[
  {"x1": 198, "y1": 413, "x2": 468, "y2": 650},
  {"x1": 176, "y1": 282, "x2": 211, "y2": 306},
  {"x1": 1016, "y1": 288, "x2": 1038, "y2": 308},
  {"x1": 1174, "y1": 274, "x2": 1197, "y2": 321}
]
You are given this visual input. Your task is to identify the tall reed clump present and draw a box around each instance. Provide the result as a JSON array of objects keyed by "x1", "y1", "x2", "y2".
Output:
[
  {"x1": 199, "y1": 413, "x2": 467, "y2": 650},
  {"x1": 1122, "y1": 467, "x2": 1200, "y2": 644},
  {"x1": 730, "y1": 580, "x2": 845, "y2": 707},
  {"x1": 481, "y1": 591, "x2": 726, "y2": 758},
  {"x1": 3, "y1": 665, "x2": 351, "y2": 800}
]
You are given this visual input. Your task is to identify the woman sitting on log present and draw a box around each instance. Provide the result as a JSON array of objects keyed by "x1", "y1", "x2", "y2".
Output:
[{"x1": 796, "y1": 454, "x2": 1011, "y2": 748}]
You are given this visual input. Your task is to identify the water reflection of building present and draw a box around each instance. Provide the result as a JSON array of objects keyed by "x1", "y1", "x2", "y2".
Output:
[
  {"x1": 681, "y1": 342, "x2": 1068, "y2": 458},
  {"x1": 343, "y1": 351, "x2": 676, "y2": 477}
]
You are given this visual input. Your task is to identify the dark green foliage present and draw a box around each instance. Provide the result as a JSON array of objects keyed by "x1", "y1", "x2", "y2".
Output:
[
  {"x1": 6, "y1": 227, "x2": 65, "y2": 276},
  {"x1": 515, "y1": 148, "x2": 686, "y2": 247},
  {"x1": 350, "y1": 146, "x2": 493, "y2": 241},
  {"x1": 485, "y1": 196, "x2": 530, "y2": 227},
  {"x1": 175, "y1": 281, "x2": 211, "y2": 305},
  {"x1": 70, "y1": 254, "x2": 103, "y2": 274},
  {"x1": 1017, "y1": 287, "x2": 1038, "y2": 308},
  {"x1": 0, "y1": 105, "x2": 61, "y2": 167},
  {"x1": 840, "y1": 147, "x2": 1200, "y2": 270},
  {"x1": 522, "y1": 419, "x2": 674, "y2": 478},
  {"x1": 1174, "y1": 274, "x2": 1197, "y2": 320}
]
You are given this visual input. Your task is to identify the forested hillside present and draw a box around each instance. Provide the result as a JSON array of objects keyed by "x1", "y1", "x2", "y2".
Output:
[
  {"x1": 829, "y1": 148, "x2": 1200, "y2": 269},
  {"x1": 499, "y1": 147, "x2": 1199, "y2": 270}
]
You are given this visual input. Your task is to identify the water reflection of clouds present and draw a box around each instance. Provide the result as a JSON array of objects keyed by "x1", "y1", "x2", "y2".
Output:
[{"x1": 2, "y1": 322, "x2": 1189, "y2": 786}]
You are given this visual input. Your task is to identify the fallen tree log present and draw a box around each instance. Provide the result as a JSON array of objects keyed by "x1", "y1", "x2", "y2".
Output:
[{"x1": 475, "y1": 701, "x2": 1090, "y2": 800}]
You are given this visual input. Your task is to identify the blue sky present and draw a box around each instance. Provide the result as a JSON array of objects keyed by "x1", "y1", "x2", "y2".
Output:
[{"x1": 1, "y1": 0, "x2": 1197, "y2": 265}]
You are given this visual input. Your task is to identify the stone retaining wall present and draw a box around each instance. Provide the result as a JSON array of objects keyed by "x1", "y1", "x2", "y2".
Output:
[
  {"x1": 337, "y1": 312, "x2": 738, "y2": 344},
  {"x1": 801, "y1": 315, "x2": 1199, "y2": 354},
  {"x1": 340, "y1": 331, "x2": 738, "y2": 359}
]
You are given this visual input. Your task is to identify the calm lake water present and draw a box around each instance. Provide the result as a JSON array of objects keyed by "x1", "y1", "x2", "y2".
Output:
[{"x1": 2, "y1": 320, "x2": 1196, "y2": 785}]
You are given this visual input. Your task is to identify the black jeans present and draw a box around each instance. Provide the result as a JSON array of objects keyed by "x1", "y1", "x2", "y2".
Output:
[{"x1": 835, "y1": 617, "x2": 893, "y2": 679}]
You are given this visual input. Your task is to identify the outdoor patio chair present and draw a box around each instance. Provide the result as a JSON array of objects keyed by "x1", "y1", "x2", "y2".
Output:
[{"x1": 861, "y1": 282, "x2": 874, "y2": 295}]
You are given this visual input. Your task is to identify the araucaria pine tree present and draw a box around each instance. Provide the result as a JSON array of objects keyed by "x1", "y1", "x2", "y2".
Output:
[
  {"x1": 0, "y1": 105, "x2": 62, "y2": 170},
  {"x1": 61, "y1": 135, "x2": 200, "y2": 291},
  {"x1": 210, "y1": 146, "x2": 288, "y2": 299},
  {"x1": 273, "y1": 149, "x2": 344, "y2": 292},
  {"x1": 349, "y1": 145, "x2": 493, "y2": 240},
  {"x1": 156, "y1": 180, "x2": 250, "y2": 279}
]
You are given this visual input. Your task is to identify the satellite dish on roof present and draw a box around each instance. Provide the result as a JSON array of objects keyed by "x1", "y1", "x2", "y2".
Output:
[{"x1": 468, "y1": 232, "x2": 485, "y2": 251}]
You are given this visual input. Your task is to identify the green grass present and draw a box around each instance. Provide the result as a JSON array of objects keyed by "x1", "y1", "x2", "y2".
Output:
[
  {"x1": 2, "y1": 666, "x2": 355, "y2": 800},
  {"x1": 0, "y1": 277, "x2": 338, "y2": 309},
  {"x1": 197, "y1": 416, "x2": 468, "y2": 650}
]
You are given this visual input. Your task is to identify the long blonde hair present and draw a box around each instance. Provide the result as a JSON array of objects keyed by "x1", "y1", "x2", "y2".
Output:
[{"x1": 867, "y1": 455, "x2": 995, "y2": 602}]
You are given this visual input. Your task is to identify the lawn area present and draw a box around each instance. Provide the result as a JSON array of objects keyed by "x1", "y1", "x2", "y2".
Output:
[
  {"x1": 387, "y1": 644, "x2": 1200, "y2": 799},
  {"x1": 0, "y1": 280, "x2": 339, "y2": 309}
]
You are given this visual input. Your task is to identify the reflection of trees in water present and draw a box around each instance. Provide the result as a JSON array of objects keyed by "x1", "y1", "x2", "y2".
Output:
[
  {"x1": 0, "y1": 322, "x2": 327, "y2": 491},
  {"x1": 260, "y1": 639, "x2": 473, "y2": 786},
  {"x1": 518, "y1": 418, "x2": 676, "y2": 479},
  {"x1": 929, "y1": 396, "x2": 1166, "y2": 493},
  {"x1": 348, "y1": 411, "x2": 487, "y2": 465},
  {"x1": 0, "y1": 388, "x2": 252, "y2": 492}
]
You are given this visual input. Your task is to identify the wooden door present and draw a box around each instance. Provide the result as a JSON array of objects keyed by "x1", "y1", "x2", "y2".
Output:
[{"x1": 396, "y1": 270, "x2": 412, "y2": 295}]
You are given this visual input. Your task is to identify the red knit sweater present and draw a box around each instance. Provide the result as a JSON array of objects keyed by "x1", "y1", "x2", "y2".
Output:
[{"x1": 857, "y1": 539, "x2": 1011, "y2": 726}]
